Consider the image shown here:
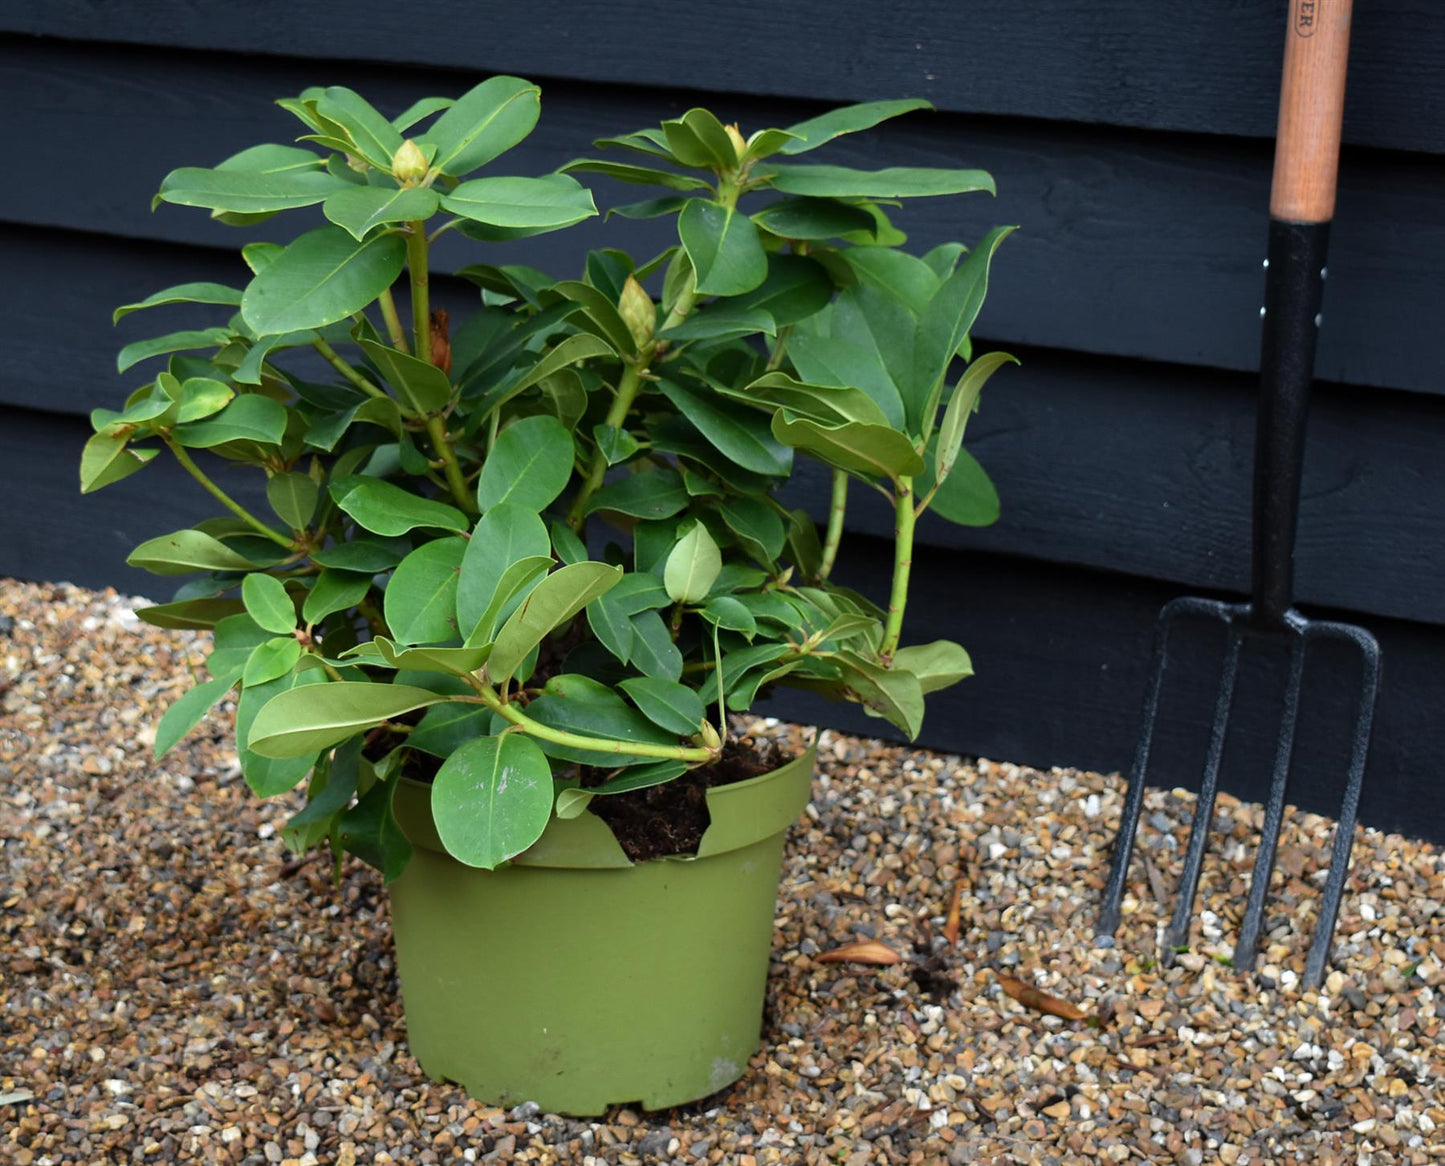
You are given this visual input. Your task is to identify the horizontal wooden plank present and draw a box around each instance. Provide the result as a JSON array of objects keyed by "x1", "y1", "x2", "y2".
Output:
[
  {"x1": 6, "y1": 40, "x2": 1445, "y2": 393},
  {"x1": 12, "y1": 231, "x2": 1444, "y2": 628},
  {"x1": 5, "y1": 408, "x2": 1439, "y2": 840},
  {"x1": 5, "y1": 1, "x2": 1443, "y2": 154}
]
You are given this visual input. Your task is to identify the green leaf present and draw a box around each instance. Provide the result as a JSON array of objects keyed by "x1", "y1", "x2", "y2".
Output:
[
  {"x1": 470, "y1": 333, "x2": 617, "y2": 422},
  {"x1": 156, "y1": 166, "x2": 345, "y2": 214},
  {"x1": 441, "y1": 174, "x2": 597, "y2": 231},
  {"x1": 934, "y1": 352, "x2": 1017, "y2": 484},
  {"x1": 347, "y1": 637, "x2": 491, "y2": 674},
  {"x1": 336, "y1": 776, "x2": 412, "y2": 883},
  {"x1": 699, "y1": 595, "x2": 757, "y2": 637},
  {"x1": 302, "y1": 568, "x2": 372, "y2": 625},
  {"x1": 662, "y1": 108, "x2": 738, "y2": 169},
  {"x1": 173, "y1": 394, "x2": 288, "y2": 449},
  {"x1": 281, "y1": 736, "x2": 362, "y2": 853},
  {"x1": 330, "y1": 475, "x2": 469, "y2": 535},
  {"x1": 786, "y1": 509, "x2": 825, "y2": 579},
  {"x1": 560, "y1": 158, "x2": 710, "y2": 192},
  {"x1": 488, "y1": 562, "x2": 622, "y2": 683},
  {"x1": 913, "y1": 225, "x2": 1017, "y2": 426},
  {"x1": 771, "y1": 414, "x2": 924, "y2": 482},
  {"x1": 751, "y1": 197, "x2": 877, "y2": 241},
  {"x1": 431, "y1": 734, "x2": 554, "y2": 869},
  {"x1": 678, "y1": 199, "x2": 768, "y2": 296},
  {"x1": 585, "y1": 589, "x2": 634, "y2": 665},
  {"x1": 112, "y1": 282, "x2": 243, "y2": 324},
  {"x1": 619, "y1": 677, "x2": 705, "y2": 736},
  {"x1": 207, "y1": 613, "x2": 274, "y2": 680},
  {"x1": 732, "y1": 371, "x2": 889, "y2": 428},
  {"x1": 893, "y1": 640, "x2": 973, "y2": 694},
  {"x1": 657, "y1": 303, "x2": 775, "y2": 344},
  {"x1": 780, "y1": 99, "x2": 934, "y2": 154},
  {"x1": 523, "y1": 674, "x2": 676, "y2": 765},
  {"x1": 656, "y1": 379, "x2": 791, "y2": 476},
  {"x1": 175, "y1": 377, "x2": 235, "y2": 423},
  {"x1": 764, "y1": 165, "x2": 995, "y2": 199},
  {"x1": 422, "y1": 76, "x2": 540, "y2": 176},
  {"x1": 393, "y1": 96, "x2": 453, "y2": 132},
  {"x1": 312, "y1": 536, "x2": 410, "y2": 571},
  {"x1": 787, "y1": 331, "x2": 906, "y2": 429},
  {"x1": 266, "y1": 472, "x2": 319, "y2": 531},
  {"x1": 463, "y1": 555, "x2": 553, "y2": 647},
  {"x1": 832, "y1": 650, "x2": 924, "y2": 737},
  {"x1": 154, "y1": 673, "x2": 236, "y2": 758},
  {"x1": 136, "y1": 597, "x2": 245, "y2": 630},
  {"x1": 663, "y1": 521, "x2": 722, "y2": 604},
  {"x1": 730, "y1": 254, "x2": 836, "y2": 328},
  {"x1": 79, "y1": 430, "x2": 157, "y2": 494},
  {"x1": 248, "y1": 681, "x2": 448, "y2": 758},
  {"x1": 242, "y1": 636, "x2": 303, "y2": 687},
  {"x1": 628, "y1": 609, "x2": 684, "y2": 681},
  {"x1": 385, "y1": 537, "x2": 467, "y2": 645},
  {"x1": 550, "y1": 520, "x2": 588, "y2": 565},
  {"x1": 235, "y1": 669, "x2": 327, "y2": 795},
  {"x1": 916, "y1": 443, "x2": 999, "y2": 527},
  {"x1": 456, "y1": 501, "x2": 551, "y2": 635},
  {"x1": 606, "y1": 196, "x2": 689, "y2": 220},
  {"x1": 845, "y1": 247, "x2": 941, "y2": 317},
  {"x1": 408, "y1": 703, "x2": 489, "y2": 757},
  {"x1": 242, "y1": 573, "x2": 296, "y2": 635},
  {"x1": 323, "y1": 185, "x2": 439, "y2": 240},
  {"x1": 476, "y1": 415, "x2": 575, "y2": 513},
  {"x1": 718, "y1": 497, "x2": 786, "y2": 564},
  {"x1": 240, "y1": 226, "x2": 408, "y2": 336},
  {"x1": 314, "y1": 86, "x2": 406, "y2": 169},
  {"x1": 116, "y1": 328, "x2": 230, "y2": 374},
  {"x1": 586, "y1": 466, "x2": 689, "y2": 520},
  {"x1": 358, "y1": 337, "x2": 452, "y2": 414},
  {"x1": 593, "y1": 423, "x2": 641, "y2": 466},
  {"x1": 544, "y1": 280, "x2": 635, "y2": 357},
  {"x1": 127, "y1": 529, "x2": 262, "y2": 575}
]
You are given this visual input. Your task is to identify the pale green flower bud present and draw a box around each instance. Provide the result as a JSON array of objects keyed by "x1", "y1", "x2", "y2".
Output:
[
  {"x1": 618, "y1": 275, "x2": 655, "y2": 348},
  {"x1": 391, "y1": 139, "x2": 428, "y2": 185}
]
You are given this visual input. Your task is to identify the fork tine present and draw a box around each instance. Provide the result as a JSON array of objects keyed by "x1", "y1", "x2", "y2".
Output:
[
  {"x1": 1233, "y1": 635, "x2": 1307, "y2": 971},
  {"x1": 1162, "y1": 625, "x2": 1244, "y2": 954}
]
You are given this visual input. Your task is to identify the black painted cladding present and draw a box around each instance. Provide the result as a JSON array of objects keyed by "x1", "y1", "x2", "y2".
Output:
[{"x1": 3, "y1": 5, "x2": 1443, "y2": 836}]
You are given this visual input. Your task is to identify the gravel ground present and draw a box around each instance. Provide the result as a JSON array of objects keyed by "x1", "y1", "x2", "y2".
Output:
[{"x1": 3, "y1": 579, "x2": 1444, "y2": 1165}]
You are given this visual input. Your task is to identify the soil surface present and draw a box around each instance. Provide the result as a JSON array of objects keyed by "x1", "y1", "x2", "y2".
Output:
[{"x1": 5, "y1": 579, "x2": 1445, "y2": 1165}]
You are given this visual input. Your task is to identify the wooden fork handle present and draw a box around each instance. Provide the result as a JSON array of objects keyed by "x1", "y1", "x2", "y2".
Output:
[{"x1": 1270, "y1": 0, "x2": 1354, "y2": 223}]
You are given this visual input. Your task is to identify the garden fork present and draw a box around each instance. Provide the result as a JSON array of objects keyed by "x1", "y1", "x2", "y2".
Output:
[{"x1": 1096, "y1": 0, "x2": 1379, "y2": 990}]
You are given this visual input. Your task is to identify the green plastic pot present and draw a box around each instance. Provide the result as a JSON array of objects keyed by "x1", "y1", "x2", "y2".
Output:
[{"x1": 388, "y1": 740, "x2": 816, "y2": 1115}]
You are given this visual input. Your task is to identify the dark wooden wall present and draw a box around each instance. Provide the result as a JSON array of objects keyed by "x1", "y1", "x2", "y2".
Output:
[{"x1": 4, "y1": 4, "x2": 1443, "y2": 839}]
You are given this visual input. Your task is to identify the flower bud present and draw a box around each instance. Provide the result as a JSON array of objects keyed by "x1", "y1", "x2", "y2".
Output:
[
  {"x1": 618, "y1": 275, "x2": 655, "y2": 348},
  {"x1": 698, "y1": 719, "x2": 722, "y2": 751},
  {"x1": 391, "y1": 139, "x2": 428, "y2": 185},
  {"x1": 725, "y1": 123, "x2": 748, "y2": 164}
]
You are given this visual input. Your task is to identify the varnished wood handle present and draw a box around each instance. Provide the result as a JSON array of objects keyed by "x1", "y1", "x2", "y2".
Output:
[{"x1": 1270, "y1": 0, "x2": 1354, "y2": 222}]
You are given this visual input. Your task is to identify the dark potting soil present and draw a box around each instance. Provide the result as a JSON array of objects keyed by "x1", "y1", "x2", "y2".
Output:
[{"x1": 584, "y1": 732, "x2": 787, "y2": 862}]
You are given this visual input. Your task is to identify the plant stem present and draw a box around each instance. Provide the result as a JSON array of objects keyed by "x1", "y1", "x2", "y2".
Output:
[
  {"x1": 765, "y1": 323, "x2": 794, "y2": 372},
  {"x1": 163, "y1": 439, "x2": 294, "y2": 548},
  {"x1": 405, "y1": 220, "x2": 431, "y2": 359},
  {"x1": 377, "y1": 288, "x2": 410, "y2": 352},
  {"x1": 880, "y1": 476, "x2": 915, "y2": 661},
  {"x1": 426, "y1": 414, "x2": 474, "y2": 514},
  {"x1": 311, "y1": 339, "x2": 389, "y2": 401},
  {"x1": 818, "y1": 469, "x2": 847, "y2": 581},
  {"x1": 473, "y1": 685, "x2": 717, "y2": 762},
  {"x1": 566, "y1": 360, "x2": 646, "y2": 529}
]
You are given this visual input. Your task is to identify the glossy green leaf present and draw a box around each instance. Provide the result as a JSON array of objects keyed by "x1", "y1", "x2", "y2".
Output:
[
  {"x1": 544, "y1": 280, "x2": 635, "y2": 357},
  {"x1": 718, "y1": 497, "x2": 786, "y2": 564},
  {"x1": 242, "y1": 573, "x2": 296, "y2": 634},
  {"x1": 765, "y1": 165, "x2": 995, "y2": 199},
  {"x1": 116, "y1": 328, "x2": 230, "y2": 373},
  {"x1": 462, "y1": 555, "x2": 553, "y2": 647},
  {"x1": 678, "y1": 199, "x2": 768, "y2": 296},
  {"x1": 893, "y1": 639, "x2": 973, "y2": 694},
  {"x1": 476, "y1": 415, "x2": 575, "y2": 513},
  {"x1": 173, "y1": 393, "x2": 287, "y2": 448},
  {"x1": 385, "y1": 537, "x2": 466, "y2": 645},
  {"x1": 585, "y1": 588, "x2": 634, "y2": 665},
  {"x1": 311, "y1": 536, "x2": 410, "y2": 571},
  {"x1": 455, "y1": 501, "x2": 551, "y2": 635},
  {"x1": 136, "y1": 597, "x2": 245, "y2": 630},
  {"x1": 154, "y1": 673, "x2": 237, "y2": 758},
  {"x1": 786, "y1": 331, "x2": 906, "y2": 429},
  {"x1": 734, "y1": 371, "x2": 889, "y2": 427},
  {"x1": 347, "y1": 637, "x2": 491, "y2": 674},
  {"x1": 408, "y1": 702, "x2": 490, "y2": 757},
  {"x1": 699, "y1": 595, "x2": 757, "y2": 637},
  {"x1": 156, "y1": 166, "x2": 346, "y2": 214},
  {"x1": 729, "y1": 254, "x2": 835, "y2": 328},
  {"x1": 235, "y1": 669, "x2": 328, "y2": 795},
  {"x1": 934, "y1": 352, "x2": 1017, "y2": 484},
  {"x1": 79, "y1": 430, "x2": 157, "y2": 494},
  {"x1": 593, "y1": 423, "x2": 641, "y2": 466},
  {"x1": 323, "y1": 185, "x2": 439, "y2": 240},
  {"x1": 662, "y1": 108, "x2": 737, "y2": 169},
  {"x1": 488, "y1": 562, "x2": 622, "y2": 683},
  {"x1": 314, "y1": 86, "x2": 406, "y2": 169},
  {"x1": 248, "y1": 681, "x2": 448, "y2": 758},
  {"x1": 127, "y1": 529, "x2": 262, "y2": 575},
  {"x1": 523, "y1": 674, "x2": 676, "y2": 765},
  {"x1": 330, "y1": 475, "x2": 469, "y2": 535},
  {"x1": 302, "y1": 568, "x2": 372, "y2": 625},
  {"x1": 844, "y1": 247, "x2": 941, "y2": 316},
  {"x1": 207, "y1": 613, "x2": 275, "y2": 680},
  {"x1": 916, "y1": 443, "x2": 999, "y2": 527},
  {"x1": 266, "y1": 472, "x2": 319, "y2": 531},
  {"x1": 471, "y1": 333, "x2": 616, "y2": 423},
  {"x1": 832, "y1": 650, "x2": 924, "y2": 737},
  {"x1": 242, "y1": 635, "x2": 303, "y2": 687},
  {"x1": 241, "y1": 226, "x2": 407, "y2": 336},
  {"x1": 112, "y1": 282, "x2": 243, "y2": 324},
  {"x1": 393, "y1": 96, "x2": 454, "y2": 132},
  {"x1": 657, "y1": 379, "x2": 791, "y2": 476},
  {"x1": 442, "y1": 174, "x2": 597, "y2": 230},
  {"x1": 586, "y1": 466, "x2": 689, "y2": 520},
  {"x1": 560, "y1": 158, "x2": 710, "y2": 191},
  {"x1": 751, "y1": 197, "x2": 877, "y2": 241},
  {"x1": 770, "y1": 413, "x2": 924, "y2": 482},
  {"x1": 358, "y1": 337, "x2": 452, "y2": 414},
  {"x1": 549, "y1": 520, "x2": 588, "y2": 565},
  {"x1": 606, "y1": 196, "x2": 689, "y2": 220},
  {"x1": 658, "y1": 303, "x2": 775, "y2": 343},
  {"x1": 423, "y1": 76, "x2": 540, "y2": 176},
  {"x1": 663, "y1": 521, "x2": 721, "y2": 604},
  {"x1": 619, "y1": 677, "x2": 705, "y2": 736},
  {"x1": 628, "y1": 609, "x2": 684, "y2": 681},
  {"x1": 431, "y1": 734, "x2": 553, "y2": 869},
  {"x1": 779, "y1": 99, "x2": 933, "y2": 154},
  {"x1": 175, "y1": 377, "x2": 235, "y2": 423},
  {"x1": 336, "y1": 776, "x2": 412, "y2": 883},
  {"x1": 281, "y1": 737, "x2": 363, "y2": 853}
]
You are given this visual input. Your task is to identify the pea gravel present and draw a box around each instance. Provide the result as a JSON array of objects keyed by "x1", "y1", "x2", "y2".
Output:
[{"x1": 4, "y1": 579, "x2": 1444, "y2": 1165}]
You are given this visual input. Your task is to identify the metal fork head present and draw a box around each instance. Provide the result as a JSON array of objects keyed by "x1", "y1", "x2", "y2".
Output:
[{"x1": 1096, "y1": 595, "x2": 1379, "y2": 990}]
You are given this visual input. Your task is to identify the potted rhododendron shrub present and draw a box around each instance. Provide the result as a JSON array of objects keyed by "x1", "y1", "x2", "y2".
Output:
[{"x1": 85, "y1": 77, "x2": 1014, "y2": 1113}]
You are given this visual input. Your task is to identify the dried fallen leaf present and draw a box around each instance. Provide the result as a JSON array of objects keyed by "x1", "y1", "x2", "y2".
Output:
[
  {"x1": 816, "y1": 940, "x2": 903, "y2": 966},
  {"x1": 996, "y1": 973, "x2": 1088, "y2": 1021},
  {"x1": 943, "y1": 878, "x2": 964, "y2": 945}
]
